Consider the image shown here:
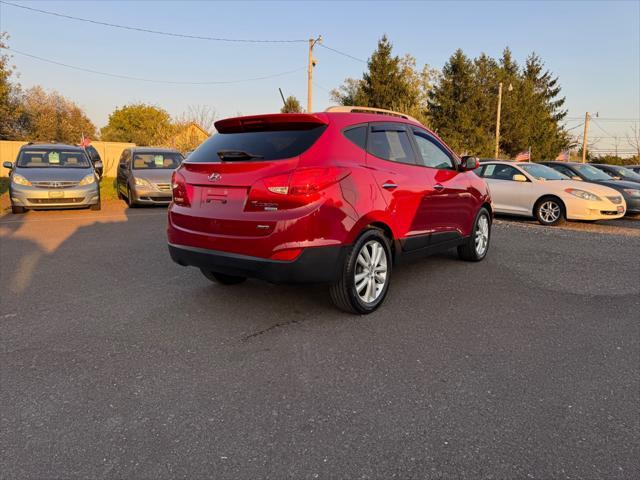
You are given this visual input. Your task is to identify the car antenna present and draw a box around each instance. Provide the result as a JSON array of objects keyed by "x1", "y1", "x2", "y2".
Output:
[{"x1": 278, "y1": 88, "x2": 286, "y2": 107}]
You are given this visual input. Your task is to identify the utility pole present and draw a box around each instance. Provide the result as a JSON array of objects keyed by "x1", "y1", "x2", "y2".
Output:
[
  {"x1": 307, "y1": 35, "x2": 322, "y2": 113},
  {"x1": 494, "y1": 82, "x2": 512, "y2": 159},
  {"x1": 581, "y1": 112, "x2": 590, "y2": 163},
  {"x1": 494, "y1": 82, "x2": 503, "y2": 159}
]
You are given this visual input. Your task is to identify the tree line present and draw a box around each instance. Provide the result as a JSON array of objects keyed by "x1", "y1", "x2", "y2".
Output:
[{"x1": 332, "y1": 35, "x2": 572, "y2": 160}]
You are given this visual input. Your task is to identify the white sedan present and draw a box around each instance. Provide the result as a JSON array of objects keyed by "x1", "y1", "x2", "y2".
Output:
[{"x1": 476, "y1": 161, "x2": 626, "y2": 225}]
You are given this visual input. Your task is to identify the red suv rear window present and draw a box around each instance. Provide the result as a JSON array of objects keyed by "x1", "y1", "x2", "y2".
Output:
[{"x1": 187, "y1": 126, "x2": 327, "y2": 162}]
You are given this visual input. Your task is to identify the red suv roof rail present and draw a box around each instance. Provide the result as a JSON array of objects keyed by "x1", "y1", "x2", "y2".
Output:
[
  {"x1": 215, "y1": 113, "x2": 328, "y2": 133},
  {"x1": 324, "y1": 106, "x2": 422, "y2": 125}
]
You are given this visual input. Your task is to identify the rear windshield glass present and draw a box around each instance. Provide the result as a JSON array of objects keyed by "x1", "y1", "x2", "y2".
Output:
[
  {"x1": 17, "y1": 149, "x2": 91, "y2": 168},
  {"x1": 187, "y1": 126, "x2": 327, "y2": 162},
  {"x1": 133, "y1": 152, "x2": 183, "y2": 169}
]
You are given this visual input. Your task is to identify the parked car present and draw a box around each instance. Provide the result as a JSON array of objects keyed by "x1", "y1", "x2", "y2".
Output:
[
  {"x1": 625, "y1": 164, "x2": 640, "y2": 175},
  {"x1": 3, "y1": 143, "x2": 102, "y2": 214},
  {"x1": 167, "y1": 107, "x2": 492, "y2": 314},
  {"x1": 116, "y1": 147, "x2": 183, "y2": 206},
  {"x1": 476, "y1": 161, "x2": 625, "y2": 225},
  {"x1": 590, "y1": 163, "x2": 640, "y2": 184},
  {"x1": 540, "y1": 161, "x2": 640, "y2": 215},
  {"x1": 82, "y1": 144, "x2": 104, "y2": 178}
]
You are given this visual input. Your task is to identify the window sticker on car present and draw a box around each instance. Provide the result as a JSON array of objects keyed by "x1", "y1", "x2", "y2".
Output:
[
  {"x1": 154, "y1": 155, "x2": 164, "y2": 166},
  {"x1": 48, "y1": 152, "x2": 60, "y2": 164}
]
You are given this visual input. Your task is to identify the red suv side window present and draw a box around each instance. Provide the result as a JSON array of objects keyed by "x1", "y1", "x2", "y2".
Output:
[
  {"x1": 411, "y1": 130, "x2": 455, "y2": 170},
  {"x1": 343, "y1": 125, "x2": 367, "y2": 150},
  {"x1": 367, "y1": 123, "x2": 417, "y2": 165}
]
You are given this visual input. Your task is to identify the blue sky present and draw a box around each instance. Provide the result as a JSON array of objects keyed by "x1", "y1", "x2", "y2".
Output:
[{"x1": 1, "y1": 0, "x2": 639, "y2": 154}]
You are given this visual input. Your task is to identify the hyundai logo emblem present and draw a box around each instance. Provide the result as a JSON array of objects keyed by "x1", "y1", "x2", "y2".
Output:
[{"x1": 208, "y1": 173, "x2": 222, "y2": 182}]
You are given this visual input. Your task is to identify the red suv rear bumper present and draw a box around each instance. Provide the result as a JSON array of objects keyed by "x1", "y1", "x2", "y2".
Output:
[{"x1": 168, "y1": 243, "x2": 348, "y2": 284}]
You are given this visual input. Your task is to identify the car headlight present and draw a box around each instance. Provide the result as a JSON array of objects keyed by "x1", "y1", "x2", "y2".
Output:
[
  {"x1": 564, "y1": 188, "x2": 601, "y2": 201},
  {"x1": 78, "y1": 174, "x2": 96, "y2": 186},
  {"x1": 134, "y1": 177, "x2": 151, "y2": 187},
  {"x1": 11, "y1": 173, "x2": 32, "y2": 186},
  {"x1": 623, "y1": 188, "x2": 640, "y2": 198}
]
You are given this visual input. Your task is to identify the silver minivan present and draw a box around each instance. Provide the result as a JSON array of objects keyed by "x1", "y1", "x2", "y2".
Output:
[
  {"x1": 3, "y1": 143, "x2": 102, "y2": 214},
  {"x1": 116, "y1": 147, "x2": 183, "y2": 206}
]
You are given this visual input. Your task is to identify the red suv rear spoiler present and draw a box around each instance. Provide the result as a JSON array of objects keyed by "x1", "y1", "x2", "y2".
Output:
[{"x1": 214, "y1": 113, "x2": 328, "y2": 133}]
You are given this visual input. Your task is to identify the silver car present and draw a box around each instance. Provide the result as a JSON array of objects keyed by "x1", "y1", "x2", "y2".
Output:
[
  {"x1": 116, "y1": 147, "x2": 183, "y2": 206},
  {"x1": 3, "y1": 143, "x2": 102, "y2": 214}
]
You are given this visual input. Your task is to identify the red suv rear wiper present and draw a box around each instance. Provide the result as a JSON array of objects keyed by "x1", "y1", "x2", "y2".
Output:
[{"x1": 217, "y1": 150, "x2": 264, "y2": 161}]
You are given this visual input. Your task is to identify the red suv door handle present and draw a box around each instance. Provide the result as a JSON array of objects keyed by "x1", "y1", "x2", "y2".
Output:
[
  {"x1": 382, "y1": 182, "x2": 398, "y2": 190},
  {"x1": 434, "y1": 184, "x2": 444, "y2": 191}
]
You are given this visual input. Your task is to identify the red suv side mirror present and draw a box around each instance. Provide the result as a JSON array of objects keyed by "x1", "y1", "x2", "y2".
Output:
[{"x1": 460, "y1": 156, "x2": 480, "y2": 171}]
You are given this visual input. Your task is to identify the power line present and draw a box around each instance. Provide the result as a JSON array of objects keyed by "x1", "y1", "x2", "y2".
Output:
[
  {"x1": 313, "y1": 81, "x2": 331, "y2": 93},
  {"x1": 565, "y1": 116, "x2": 640, "y2": 122},
  {"x1": 591, "y1": 120, "x2": 618, "y2": 138},
  {"x1": 319, "y1": 44, "x2": 367, "y2": 64},
  {"x1": 3, "y1": 47, "x2": 306, "y2": 85},
  {"x1": 565, "y1": 122, "x2": 584, "y2": 131},
  {"x1": 0, "y1": 0, "x2": 306, "y2": 43}
]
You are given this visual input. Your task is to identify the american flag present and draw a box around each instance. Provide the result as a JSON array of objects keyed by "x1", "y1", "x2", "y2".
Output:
[
  {"x1": 80, "y1": 134, "x2": 91, "y2": 148},
  {"x1": 515, "y1": 150, "x2": 530, "y2": 161},
  {"x1": 555, "y1": 150, "x2": 569, "y2": 161}
]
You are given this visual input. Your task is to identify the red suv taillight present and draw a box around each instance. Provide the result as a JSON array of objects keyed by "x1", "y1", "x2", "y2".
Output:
[
  {"x1": 171, "y1": 170, "x2": 192, "y2": 206},
  {"x1": 245, "y1": 167, "x2": 349, "y2": 211}
]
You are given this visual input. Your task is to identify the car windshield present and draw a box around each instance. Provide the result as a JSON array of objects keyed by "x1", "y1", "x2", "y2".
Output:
[
  {"x1": 133, "y1": 152, "x2": 183, "y2": 169},
  {"x1": 17, "y1": 149, "x2": 91, "y2": 168},
  {"x1": 573, "y1": 164, "x2": 615, "y2": 181},
  {"x1": 520, "y1": 163, "x2": 569, "y2": 180},
  {"x1": 611, "y1": 166, "x2": 640, "y2": 181}
]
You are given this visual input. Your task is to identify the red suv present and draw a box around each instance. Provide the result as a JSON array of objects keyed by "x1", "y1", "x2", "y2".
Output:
[{"x1": 168, "y1": 107, "x2": 492, "y2": 313}]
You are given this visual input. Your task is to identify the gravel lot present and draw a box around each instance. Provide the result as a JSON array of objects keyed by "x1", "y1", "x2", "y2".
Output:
[{"x1": 1, "y1": 203, "x2": 638, "y2": 479}]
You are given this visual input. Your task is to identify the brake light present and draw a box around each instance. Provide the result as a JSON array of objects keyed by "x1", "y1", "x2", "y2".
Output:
[
  {"x1": 246, "y1": 167, "x2": 349, "y2": 211},
  {"x1": 171, "y1": 170, "x2": 191, "y2": 206}
]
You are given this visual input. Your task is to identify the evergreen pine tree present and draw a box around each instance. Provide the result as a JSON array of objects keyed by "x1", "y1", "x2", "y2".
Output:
[
  {"x1": 358, "y1": 35, "x2": 413, "y2": 111},
  {"x1": 428, "y1": 49, "x2": 477, "y2": 153}
]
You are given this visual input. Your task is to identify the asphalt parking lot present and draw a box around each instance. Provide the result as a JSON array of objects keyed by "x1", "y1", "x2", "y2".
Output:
[{"x1": 1, "y1": 204, "x2": 639, "y2": 479}]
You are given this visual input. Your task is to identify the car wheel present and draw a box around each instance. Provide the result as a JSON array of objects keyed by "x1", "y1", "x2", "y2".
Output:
[
  {"x1": 90, "y1": 201, "x2": 101, "y2": 211},
  {"x1": 458, "y1": 207, "x2": 491, "y2": 262},
  {"x1": 458, "y1": 207, "x2": 491, "y2": 261},
  {"x1": 126, "y1": 186, "x2": 137, "y2": 208},
  {"x1": 200, "y1": 269, "x2": 247, "y2": 285},
  {"x1": 535, "y1": 197, "x2": 565, "y2": 226},
  {"x1": 11, "y1": 205, "x2": 26, "y2": 214},
  {"x1": 330, "y1": 228, "x2": 392, "y2": 314},
  {"x1": 117, "y1": 183, "x2": 124, "y2": 200}
]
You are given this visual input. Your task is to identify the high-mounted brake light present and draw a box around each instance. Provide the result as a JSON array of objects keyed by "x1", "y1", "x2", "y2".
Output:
[{"x1": 246, "y1": 167, "x2": 349, "y2": 211}]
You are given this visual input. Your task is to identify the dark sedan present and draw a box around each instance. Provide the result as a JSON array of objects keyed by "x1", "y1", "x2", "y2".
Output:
[
  {"x1": 590, "y1": 163, "x2": 640, "y2": 184},
  {"x1": 540, "y1": 161, "x2": 640, "y2": 214},
  {"x1": 625, "y1": 164, "x2": 640, "y2": 175}
]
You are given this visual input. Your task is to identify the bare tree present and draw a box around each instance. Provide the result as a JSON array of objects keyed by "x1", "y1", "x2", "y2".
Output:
[
  {"x1": 178, "y1": 105, "x2": 217, "y2": 133},
  {"x1": 627, "y1": 123, "x2": 640, "y2": 159}
]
